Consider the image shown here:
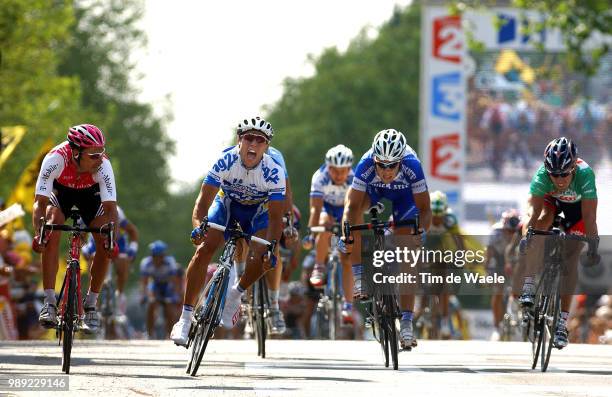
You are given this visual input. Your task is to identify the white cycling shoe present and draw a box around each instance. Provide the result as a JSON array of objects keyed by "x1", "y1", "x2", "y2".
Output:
[{"x1": 171, "y1": 318, "x2": 191, "y2": 346}]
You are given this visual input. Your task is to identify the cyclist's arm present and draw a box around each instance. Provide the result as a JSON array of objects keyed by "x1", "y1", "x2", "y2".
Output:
[
  {"x1": 192, "y1": 183, "x2": 219, "y2": 228},
  {"x1": 308, "y1": 196, "x2": 324, "y2": 229},
  {"x1": 413, "y1": 191, "x2": 432, "y2": 232},
  {"x1": 33, "y1": 152, "x2": 63, "y2": 232},
  {"x1": 582, "y1": 198, "x2": 598, "y2": 237},
  {"x1": 284, "y1": 178, "x2": 294, "y2": 216},
  {"x1": 125, "y1": 221, "x2": 139, "y2": 243},
  {"x1": 140, "y1": 275, "x2": 149, "y2": 297},
  {"x1": 32, "y1": 195, "x2": 50, "y2": 232},
  {"x1": 504, "y1": 232, "x2": 521, "y2": 264},
  {"x1": 524, "y1": 195, "x2": 545, "y2": 234},
  {"x1": 342, "y1": 187, "x2": 366, "y2": 228},
  {"x1": 102, "y1": 201, "x2": 119, "y2": 238},
  {"x1": 267, "y1": 199, "x2": 284, "y2": 246}
]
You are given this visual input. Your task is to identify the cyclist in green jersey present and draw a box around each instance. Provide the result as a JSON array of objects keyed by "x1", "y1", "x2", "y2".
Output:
[{"x1": 519, "y1": 137, "x2": 600, "y2": 349}]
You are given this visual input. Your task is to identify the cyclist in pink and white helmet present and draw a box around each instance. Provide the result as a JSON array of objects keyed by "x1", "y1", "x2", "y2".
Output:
[
  {"x1": 32, "y1": 123, "x2": 118, "y2": 335},
  {"x1": 67, "y1": 124, "x2": 106, "y2": 148}
]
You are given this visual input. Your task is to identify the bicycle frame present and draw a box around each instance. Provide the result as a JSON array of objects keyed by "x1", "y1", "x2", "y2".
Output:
[
  {"x1": 186, "y1": 220, "x2": 273, "y2": 376},
  {"x1": 39, "y1": 209, "x2": 114, "y2": 374},
  {"x1": 524, "y1": 227, "x2": 592, "y2": 372},
  {"x1": 346, "y1": 206, "x2": 419, "y2": 369}
]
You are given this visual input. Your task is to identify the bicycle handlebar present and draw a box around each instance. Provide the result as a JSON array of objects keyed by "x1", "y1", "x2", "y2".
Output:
[
  {"x1": 527, "y1": 227, "x2": 597, "y2": 243},
  {"x1": 310, "y1": 224, "x2": 342, "y2": 235},
  {"x1": 38, "y1": 217, "x2": 115, "y2": 250},
  {"x1": 349, "y1": 218, "x2": 419, "y2": 232},
  {"x1": 205, "y1": 221, "x2": 272, "y2": 247}
]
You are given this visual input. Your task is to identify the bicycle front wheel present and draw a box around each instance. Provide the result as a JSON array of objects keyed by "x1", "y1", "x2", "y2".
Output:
[
  {"x1": 62, "y1": 269, "x2": 77, "y2": 374},
  {"x1": 254, "y1": 278, "x2": 267, "y2": 358},
  {"x1": 542, "y1": 289, "x2": 560, "y2": 372},
  {"x1": 189, "y1": 267, "x2": 228, "y2": 376},
  {"x1": 383, "y1": 295, "x2": 399, "y2": 370}
]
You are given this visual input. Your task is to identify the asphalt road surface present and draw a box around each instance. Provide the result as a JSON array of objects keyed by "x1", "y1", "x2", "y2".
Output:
[{"x1": 1, "y1": 339, "x2": 611, "y2": 396}]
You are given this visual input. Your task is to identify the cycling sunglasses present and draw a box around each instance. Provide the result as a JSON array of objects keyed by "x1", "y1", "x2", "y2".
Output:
[
  {"x1": 375, "y1": 161, "x2": 400, "y2": 170},
  {"x1": 85, "y1": 148, "x2": 105, "y2": 160},
  {"x1": 241, "y1": 134, "x2": 269, "y2": 144},
  {"x1": 548, "y1": 170, "x2": 572, "y2": 178}
]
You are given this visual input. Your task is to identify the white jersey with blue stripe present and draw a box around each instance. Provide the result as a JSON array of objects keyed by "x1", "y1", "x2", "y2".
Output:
[
  {"x1": 140, "y1": 256, "x2": 179, "y2": 284},
  {"x1": 310, "y1": 163, "x2": 354, "y2": 207},
  {"x1": 351, "y1": 147, "x2": 427, "y2": 194},
  {"x1": 204, "y1": 145, "x2": 286, "y2": 206},
  {"x1": 267, "y1": 147, "x2": 289, "y2": 179}
]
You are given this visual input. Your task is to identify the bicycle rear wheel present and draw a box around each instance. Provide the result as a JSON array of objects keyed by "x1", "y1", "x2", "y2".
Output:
[
  {"x1": 62, "y1": 268, "x2": 77, "y2": 374},
  {"x1": 189, "y1": 267, "x2": 228, "y2": 376},
  {"x1": 531, "y1": 295, "x2": 546, "y2": 370}
]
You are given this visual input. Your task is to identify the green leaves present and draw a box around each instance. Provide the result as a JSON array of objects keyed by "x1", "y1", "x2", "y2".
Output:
[{"x1": 267, "y1": 4, "x2": 422, "y2": 216}]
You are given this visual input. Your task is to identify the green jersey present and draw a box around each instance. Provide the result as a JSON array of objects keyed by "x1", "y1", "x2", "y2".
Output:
[{"x1": 529, "y1": 159, "x2": 597, "y2": 203}]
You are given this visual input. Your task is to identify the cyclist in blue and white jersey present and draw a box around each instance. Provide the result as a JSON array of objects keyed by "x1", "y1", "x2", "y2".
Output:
[
  {"x1": 170, "y1": 117, "x2": 285, "y2": 346},
  {"x1": 339, "y1": 129, "x2": 432, "y2": 349},
  {"x1": 231, "y1": 139, "x2": 298, "y2": 335},
  {"x1": 82, "y1": 205, "x2": 139, "y2": 316},
  {"x1": 140, "y1": 240, "x2": 181, "y2": 338},
  {"x1": 302, "y1": 144, "x2": 356, "y2": 325}
]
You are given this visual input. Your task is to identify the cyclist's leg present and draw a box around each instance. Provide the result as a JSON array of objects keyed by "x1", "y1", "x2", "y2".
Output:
[
  {"x1": 220, "y1": 202, "x2": 270, "y2": 329},
  {"x1": 114, "y1": 255, "x2": 130, "y2": 315},
  {"x1": 347, "y1": 195, "x2": 369, "y2": 299},
  {"x1": 163, "y1": 301, "x2": 176, "y2": 338},
  {"x1": 115, "y1": 252, "x2": 130, "y2": 295},
  {"x1": 392, "y1": 200, "x2": 419, "y2": 347},
  {"x1": 267, "y1": 243, "x2": 286, "y2": 333},
  {"x1": 86, "y1": 192, "x2": 115, "y2": 305},
  {"x1": 146, "y1": 299, "x2": 156, "y2": 338},
  {"x1": 39, "y1": 202, "x2": 66, "y2": 327},
  {"x1": 519, "y1": 196, "x2": 555, "y2": 306},
  {"x1": 310, "y1": 210, "x2": 332, "y2": 288},
  {"x1": 555, "y1": 215, "x2": 586, "y2": 348},
  {"x1": 183, "y1": 229, "x2": 225, "y2": 306}
]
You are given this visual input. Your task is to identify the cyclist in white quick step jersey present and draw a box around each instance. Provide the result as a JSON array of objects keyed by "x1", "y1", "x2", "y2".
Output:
[{"x1": 171, "y1": 116, "x2": 285, "y2": 346}]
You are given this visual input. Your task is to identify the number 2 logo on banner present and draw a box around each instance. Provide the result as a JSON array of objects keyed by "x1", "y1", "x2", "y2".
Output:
[
  {"x1": 433, "y1": 15, "x2": 462, "y2": 64},
  {"x1": 431, "y1": 133, "x2": 460, "y2": 182}
]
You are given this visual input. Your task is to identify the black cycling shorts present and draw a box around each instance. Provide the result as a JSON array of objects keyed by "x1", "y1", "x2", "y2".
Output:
[
  {"x1": 50, "y1": 182, "x2": 103, "y2": 226},
  {"x1": 544, "y1": 196, "x2": 585, "y2": 234}
]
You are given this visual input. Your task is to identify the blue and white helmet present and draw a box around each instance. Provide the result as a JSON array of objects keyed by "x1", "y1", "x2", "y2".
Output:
[
  {"x1": 149, "y1": 240, "x2": 168, "y2": 256},
  {"x1": 325, "y1": 144, "x2": 353, "y2": 167},
  {"x1": 236, "y1": 116, "x2": 274, "y2": 140},
  {"x1": 372, "y1": 129, "x2": 407, "y2": 162}
]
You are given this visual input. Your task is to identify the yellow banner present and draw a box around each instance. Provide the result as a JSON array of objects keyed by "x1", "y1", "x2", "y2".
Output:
[
  {"x1": 8, "y1": 138, "x2": 54, "y2": 213},
  {"x1": 0, "y1": 126, "x2": 27, "y2": 172}
]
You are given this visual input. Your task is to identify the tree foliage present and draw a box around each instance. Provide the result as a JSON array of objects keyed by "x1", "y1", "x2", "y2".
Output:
[
  {"x1": 267, "y1": 4, "x2": 422, "y2": 216},
  {"x1": 0, "y1": 0, "x2": 82, "y2": 196}
]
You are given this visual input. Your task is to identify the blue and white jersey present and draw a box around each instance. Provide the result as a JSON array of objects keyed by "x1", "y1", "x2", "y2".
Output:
[
  {"x1": 352, "y1": 147, "x2": 426, "y2": 194},
  {"x1": 140, "y1": 255, "x2": 180, "y2": 284},
  {"x1": 268, "y1": 146, "x2": 289, "y2": 179},
  {"x1": 203, "y1": 146, "x2": 286, "y2": 206},
  {"x1": 310, "y1": 163, "x2": 354, "y2": 207}
]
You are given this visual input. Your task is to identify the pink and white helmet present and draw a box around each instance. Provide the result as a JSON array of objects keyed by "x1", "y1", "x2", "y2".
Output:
[{"x1": 67, "y1": 124, "x2": 106, "y2": 148}]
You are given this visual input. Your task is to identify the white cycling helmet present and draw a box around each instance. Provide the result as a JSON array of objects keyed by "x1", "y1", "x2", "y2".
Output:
[
  {"x1": 236, "y1": 116, "x2": 274, "y2": 140},
  {"x1": 372, "y1": 129, "x2": 407, "y2": 162},
  {"x1": 325, "y1": 144, "x2": 353, "y2": 167}
]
